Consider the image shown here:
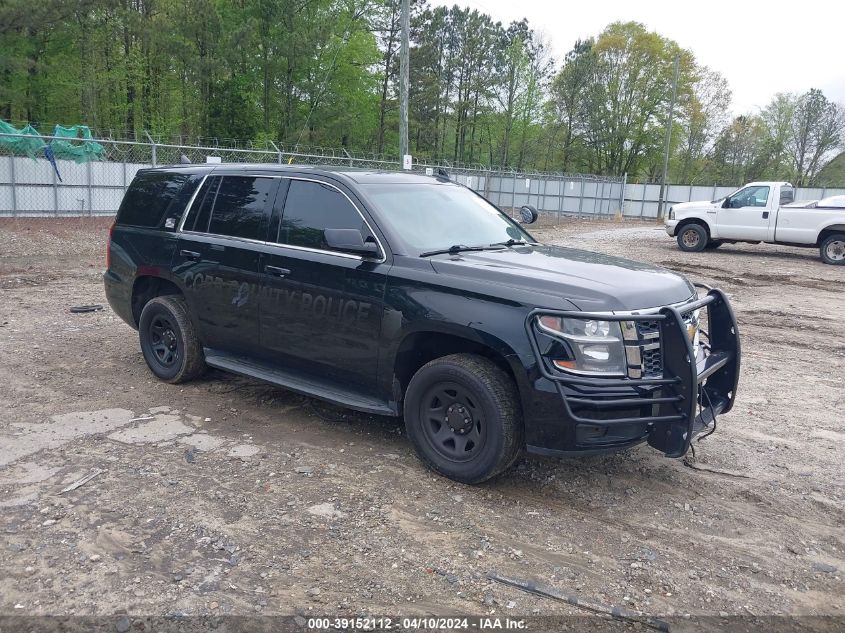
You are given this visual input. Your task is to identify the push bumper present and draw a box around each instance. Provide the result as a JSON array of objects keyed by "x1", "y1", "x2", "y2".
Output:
[{"x1": 524, "y1": 288, "x2": 741, "y2": 458}]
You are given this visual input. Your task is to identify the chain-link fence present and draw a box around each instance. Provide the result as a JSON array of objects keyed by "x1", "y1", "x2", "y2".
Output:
[
  {"x1": 0, "y1": 132, "x2": 625, "y2": 220},
  {"x1": 2, "y1": 131, "x2": 843, "y2": 220}
]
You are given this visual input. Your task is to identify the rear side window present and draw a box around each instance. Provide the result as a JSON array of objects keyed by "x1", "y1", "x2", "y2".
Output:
[
  {"x1": 208, "y1": 176, "x2": 274, "y2": 240},
  {"x1": 116, "y1": 171, "x2": 192, "y2": 227},
  {"x1": 278, "y1": 179, "x2": 366, "y2": 250},
  {"x1": 184, "y1": 176, "x2": 221, "y2": 233}
]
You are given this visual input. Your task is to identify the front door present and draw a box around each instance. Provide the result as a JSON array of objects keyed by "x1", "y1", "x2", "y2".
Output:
[
  {"x1": 258, "y1": 177, "x2": 389, "y2": 395},
  {"x1": 173, "y1": 174, "x2": 278, "y2": 354},
  {"x1": 717, "y1": 185, "x2": 772, "y2": 240}
]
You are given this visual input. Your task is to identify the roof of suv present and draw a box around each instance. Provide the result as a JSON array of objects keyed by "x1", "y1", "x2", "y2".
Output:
[{"x1": 145, "y1": 163, "x2": 442, "y2": 185}]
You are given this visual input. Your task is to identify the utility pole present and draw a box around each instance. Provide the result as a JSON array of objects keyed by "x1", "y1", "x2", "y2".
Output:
[
  {"x1": 657, "y1": 55, "x2": 680, "y2": 219},
  {"x1": 399, "y1": 0, "x2": 410, "y2": 168}
]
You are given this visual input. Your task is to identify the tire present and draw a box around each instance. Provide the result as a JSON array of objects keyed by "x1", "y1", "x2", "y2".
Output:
[
  {"x1": 819, "y1": 233, "x2": 845, "y2": 265},
  {"x1": 403, "y1": 354, "x2": 524, "y2": 484},
  {"x1": 138, "y1": 295, "x2": 206, "y2": 383},
  {"x1": 704, "y1": 240, "x2": 723, "y2": 250},
  {"x1": 677, "y1": 224, "x2": 708, "y2": 252}
]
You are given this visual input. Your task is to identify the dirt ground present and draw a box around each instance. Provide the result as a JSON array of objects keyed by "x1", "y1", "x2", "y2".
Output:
[{"x1": 0, "y1": 216, "x2": 842, "y2": 631}]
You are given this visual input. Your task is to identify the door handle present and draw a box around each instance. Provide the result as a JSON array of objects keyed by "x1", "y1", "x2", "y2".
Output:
[
  {"x1": 264, "y1": 265, "x2": 291, "y2": 277},
  {"x1": 180, "y1": 249, "x2": 201, "y2": 261},
  {"x1": 762, "y1": 211, "x2": 770, "y2": 219}
]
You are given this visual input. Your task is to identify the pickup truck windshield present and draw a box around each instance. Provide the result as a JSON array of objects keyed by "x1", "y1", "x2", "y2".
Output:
[{"x1": 362, "y1": 182, "x2": 532, "y2": 254}]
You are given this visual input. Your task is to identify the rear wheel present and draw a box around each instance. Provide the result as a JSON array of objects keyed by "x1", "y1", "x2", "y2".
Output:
[
  {"x1": 820, "y1": 233, "x2": 845, "y2": 265},
  {"x1": 403, "y1": 354, "x2": 523, "y2": 484},
  {"x1": 139, "y1": 295, "x2": 206, "y2": 383},
  {"x1": 677, "y1": 224, "x2": 708, "y2": 252}
]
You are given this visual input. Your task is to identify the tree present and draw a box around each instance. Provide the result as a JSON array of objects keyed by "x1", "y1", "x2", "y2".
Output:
[
  {"x1": 676, "y1": 66, "x2": 731, "y2": 182},
  {"x1": 710, "y1": 115, "x2": 769, "y2": 183},
  {"x1": 788, "y1": 89, "x2": 845, "y2": 185},
  {"x1": 547, "y1": 39, "x2": 594, "y2": 171},
  {"x1": 567, "y1": 22, "x2": 695, "y2": 177}
]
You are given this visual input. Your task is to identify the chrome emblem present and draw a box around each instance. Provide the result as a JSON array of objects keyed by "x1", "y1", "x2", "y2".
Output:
[{"x1": 686, "y1": 311, "x2": 701, "y2": 357}]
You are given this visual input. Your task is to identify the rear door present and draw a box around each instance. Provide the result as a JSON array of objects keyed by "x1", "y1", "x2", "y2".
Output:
[
  {"x1": 716, "y1": 185, "x2": 773, "y2": 240},
  {"x1": 258, "y1": 177, "x2": 389, "y2": 395},
  {"x1": 174, "y1": 174, "x2": 279, "y2": 355}
]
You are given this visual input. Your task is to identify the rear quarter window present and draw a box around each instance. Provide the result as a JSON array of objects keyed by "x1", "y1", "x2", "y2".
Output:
[{"x1": 116, "y1": 171, "x2": 199, "y2": 228}]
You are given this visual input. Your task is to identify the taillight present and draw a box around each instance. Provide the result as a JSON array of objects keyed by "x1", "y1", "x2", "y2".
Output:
[{"x1": 106, "y1": 222, "x2": 115, "y2": 269}]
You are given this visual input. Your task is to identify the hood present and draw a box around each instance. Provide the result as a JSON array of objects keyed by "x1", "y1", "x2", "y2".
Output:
[
  {"x1": 429, "y1": 244, "x2": 695, "y2": 312},
  {"x1": 672, "y1": 199, "x2": 720, "y2": 215}
]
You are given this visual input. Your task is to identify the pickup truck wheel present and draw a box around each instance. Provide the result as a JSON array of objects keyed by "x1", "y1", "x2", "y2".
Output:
[
  {"x1": 677, "y1": 224, "x2": 708, "y2": 252},
  {"x1": 820, "y1": 234, "x2": 845, "y2": 265},
  {"x1": 138, "y1": 296, "x2": 206, "y2": 383},
  {"x1": 404, "y1": 354, "x2": 523, "y2": 484}
]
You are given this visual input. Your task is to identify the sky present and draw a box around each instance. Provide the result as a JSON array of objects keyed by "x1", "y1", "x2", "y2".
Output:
[{"x1": 431, "y1": 0, "x2": 845, "y2": 115}]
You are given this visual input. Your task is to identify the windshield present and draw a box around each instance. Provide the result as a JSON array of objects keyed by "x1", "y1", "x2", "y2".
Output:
[{"x1": 362, "y1": 182, "x2": 533, "y2": 254}]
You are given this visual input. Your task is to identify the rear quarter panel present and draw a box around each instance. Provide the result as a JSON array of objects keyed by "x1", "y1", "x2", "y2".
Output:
[
  {"x1": 104, "y1": 226, "x2": 180, "y2": 328},
  {"x1": 774, "y1": 207, "x2": 845, "y2": 244}
]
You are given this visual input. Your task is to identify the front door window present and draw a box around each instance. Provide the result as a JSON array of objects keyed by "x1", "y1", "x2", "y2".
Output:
[{"x1": 729, "y1": 186, "x2": 770, "y2": 208}]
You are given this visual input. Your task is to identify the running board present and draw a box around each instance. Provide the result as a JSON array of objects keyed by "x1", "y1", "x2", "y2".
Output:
[{"x1": 204, "y1": 350, "x2": 397, "y2": 416}]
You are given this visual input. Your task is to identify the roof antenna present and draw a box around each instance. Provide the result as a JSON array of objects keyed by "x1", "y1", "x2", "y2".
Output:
[{"x1": 179, "y1": 154, "x2": 192, "y2": 164}]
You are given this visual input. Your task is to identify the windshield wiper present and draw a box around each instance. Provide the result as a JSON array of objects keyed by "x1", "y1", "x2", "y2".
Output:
[
  {"x1": 489, "y1": 238, "x2": 529, "y2": 247},
  {"x1": 419, "y1": 244, "x2": 505, "y2": 257}
]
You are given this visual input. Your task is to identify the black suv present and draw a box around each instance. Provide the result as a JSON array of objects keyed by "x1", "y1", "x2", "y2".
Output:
[{"x1": 105, "y1": 164, "x2": 740, "y2": 483}]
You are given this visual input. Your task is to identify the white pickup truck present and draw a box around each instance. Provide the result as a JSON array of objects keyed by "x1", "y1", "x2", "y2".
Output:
[{"x1": 664, "y1": 181, "x2": 845, "y2": 265}]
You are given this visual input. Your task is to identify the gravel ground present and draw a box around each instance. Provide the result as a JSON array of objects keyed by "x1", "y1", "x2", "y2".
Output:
[{"x1": 0, "y1": 216, "x2": 842, "y2": 631}]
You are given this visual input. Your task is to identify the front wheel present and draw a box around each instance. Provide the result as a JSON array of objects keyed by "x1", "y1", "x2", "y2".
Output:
[
  {"x1": 403, "y1": 354, "x2": 524, "y2": 484},
  {"x1": 820, "y1": 233, "x2": 845, "y2": 265},
  {"x1": 139, "y1": 295, "x2": 206, "y2": 383},
  {"x1": 677, "y1": 224, "x2": 708, "y2": 252}
]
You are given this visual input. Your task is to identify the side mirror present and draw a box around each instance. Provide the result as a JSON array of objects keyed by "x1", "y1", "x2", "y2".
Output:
[
  {"x1": 519, "y1": 205, "x2": 539, "y2": 224},
  {"x1": 324, "y1": 228, "x2": 379, "y2": 257},
  {"x1": 722, "y1": 197, "x2": 730, "y2": 209}
]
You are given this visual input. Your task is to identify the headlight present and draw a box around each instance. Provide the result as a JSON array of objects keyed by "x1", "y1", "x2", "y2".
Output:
[
  {"x1": 536, "y1": 315, "x2": 626, "y2": 376},
  {"x1": 668, "y1": 207, "x2": 675, "y2": 220}
]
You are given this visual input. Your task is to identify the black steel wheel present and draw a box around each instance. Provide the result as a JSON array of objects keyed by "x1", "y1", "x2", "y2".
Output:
[
  {"x1": 404, "y1": 354, "x2": 523, "y2": 484},
  {"x1": 148, "y1": 313, "x2": 180, "y2": 367},
  {"x1": 418, "y1": 381, "x2": 487, "y2": 462},
  {"x1": 677, "y1": 223, "x2": 708, "y2": 252},
  {"x1": 139, "y1": 295, "x2": 206, "y2": 383}
]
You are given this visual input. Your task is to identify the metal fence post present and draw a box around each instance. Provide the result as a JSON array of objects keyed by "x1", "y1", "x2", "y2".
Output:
[
  {"x1": 578, "y1": 176, "x2": 585, "y2": 218},
  {"x1": 52, "y1": 157, "x2": 59, "y2": 215},
  {"x1": 620, "y1": 172, "x2": 627, "y2": 216},
  {"x1": 557, "y1": 178, "x2": 564, "y2": 224},
  {"x1": 10, "y1": 156, "x2": 18, "y2": 217},
  {"x1": 86, "y1": 160, "x2": 93, "y2": 216},
  {"x1": 511, "y1": 172, "x2": 517, "y2": 215},
  {"x1": 540, "y1": 177, "x2": 548, "y2": 216},
  {"x1": 145, "y1": 131, "x2": 157, "y2": 167},
  {"x1": 598, "y1": 180, "x2": 605, "y2": 216},
  {"x1": 269, "y1": 140, "x2": 282, "y2": 165}
]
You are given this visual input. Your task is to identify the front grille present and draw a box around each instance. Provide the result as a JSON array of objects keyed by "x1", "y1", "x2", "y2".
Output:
[
  {"x1": 641, "y1": 348, "x2": 662, "y2": 378},
  {"x1": 626, "y1": 309, "x2": 698, "y2": 379},
  {"x1": 636, "y1": 320, "x2": 660, "y2": 338}
]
